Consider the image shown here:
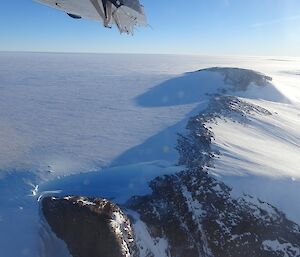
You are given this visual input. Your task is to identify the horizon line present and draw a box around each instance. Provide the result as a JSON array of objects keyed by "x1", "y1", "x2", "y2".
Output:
[{"x1": 0, "y1": 50, "x2": 299, "y2": 59}]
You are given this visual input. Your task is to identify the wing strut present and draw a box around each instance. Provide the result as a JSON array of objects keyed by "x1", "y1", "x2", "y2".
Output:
[
  {"x1": 90, "y1": 0, "x2": 116, "y2": 28},
  {"x1": 89, "y1": 0, "x2": 105, "y2": 21},
  {"x1": 101, "y1": 0, "x2": 113, "y2": 27}
]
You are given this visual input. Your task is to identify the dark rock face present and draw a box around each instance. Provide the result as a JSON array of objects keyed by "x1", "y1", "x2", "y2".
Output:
[{"x1": 42, "y1": 196, "x2": 137, "y2": 257}]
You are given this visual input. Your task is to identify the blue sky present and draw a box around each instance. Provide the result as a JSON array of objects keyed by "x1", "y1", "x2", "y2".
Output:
[{"x1": 1, "y1": 0, "x2": 300, "y2": 56}]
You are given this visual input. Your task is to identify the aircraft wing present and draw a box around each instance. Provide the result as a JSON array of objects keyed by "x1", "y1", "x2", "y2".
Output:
[{"x1": 34, "y1": 0, "x2": 147, "y2": 34}]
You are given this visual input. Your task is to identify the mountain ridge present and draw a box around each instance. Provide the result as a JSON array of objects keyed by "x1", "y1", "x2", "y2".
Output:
[{"x1": 40, "y1": 67, "x2": 300, "y2": 257}]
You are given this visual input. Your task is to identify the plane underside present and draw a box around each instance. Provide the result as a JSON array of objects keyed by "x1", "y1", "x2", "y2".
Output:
[{"x1": 34, "y1": 0, "x2": 147, "y2": 34}]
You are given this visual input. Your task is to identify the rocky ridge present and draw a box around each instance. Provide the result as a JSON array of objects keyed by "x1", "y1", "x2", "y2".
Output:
[
  {"x1": 41, "y1": 68, "x2": 300, "y2": 257},
  {"x1": 126, "y1": 94, "x2": 300, "y2": 257}
]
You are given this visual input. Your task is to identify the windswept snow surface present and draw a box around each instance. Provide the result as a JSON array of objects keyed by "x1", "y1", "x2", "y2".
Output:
[
  {"x1": 126, "y1": 210, "x2": 170, "y2": 257},
  {"x1": 262, "y1": 239, "x2": 300, "y2": 257},
  {"x1": 0, "y1": 53, "x2": 300, "y2": 257},
  {"x1": 0, "y1": 53, "x2": 300, "y2": 174}
]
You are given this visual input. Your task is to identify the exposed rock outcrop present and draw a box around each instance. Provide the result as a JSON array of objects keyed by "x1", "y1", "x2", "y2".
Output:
[
  {"x1": 42, "y1": 196, "x2": 137, "y2": 257},
  {"x1": 127, "y1": 169, "x2": 300, "y2": 257}
]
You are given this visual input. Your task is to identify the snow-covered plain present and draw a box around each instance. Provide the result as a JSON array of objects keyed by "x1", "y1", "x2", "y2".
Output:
[{"x1": 0, "y1": 52, "x2": 300, "y2": 257}]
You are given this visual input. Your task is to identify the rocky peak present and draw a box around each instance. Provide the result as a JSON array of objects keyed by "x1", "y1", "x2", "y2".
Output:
[{"x1": 200, "y1": 67, "x2": 272, "y2": 92}]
